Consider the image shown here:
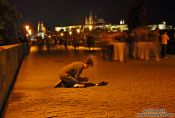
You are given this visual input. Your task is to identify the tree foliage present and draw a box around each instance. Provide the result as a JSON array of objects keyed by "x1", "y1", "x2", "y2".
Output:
[{"x1": 0, "y1": 0, "x2": 21, "y2": 44}]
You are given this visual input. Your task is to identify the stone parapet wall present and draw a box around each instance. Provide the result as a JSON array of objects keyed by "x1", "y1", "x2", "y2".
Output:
[{"x1": 0, "y1": 44, "x2": 24, "y2": 112}]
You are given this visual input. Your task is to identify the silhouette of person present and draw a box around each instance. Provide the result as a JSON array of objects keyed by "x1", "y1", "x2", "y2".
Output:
[
  {"x1": 161, "y1": 31, "x2": 169, "y2": 58},
  {"x1": 55, "y1": 58, "x2": 94, "y2": 88}
]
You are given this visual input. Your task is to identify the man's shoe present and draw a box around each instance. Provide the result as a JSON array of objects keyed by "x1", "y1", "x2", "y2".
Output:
[{"x1": 96, "y1": 81, "x2": 109, "y2": 86}]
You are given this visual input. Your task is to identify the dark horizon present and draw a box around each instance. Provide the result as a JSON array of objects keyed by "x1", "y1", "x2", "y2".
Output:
[{"x1": 13, "y1": 0, "x2": 175, "y2": 29}]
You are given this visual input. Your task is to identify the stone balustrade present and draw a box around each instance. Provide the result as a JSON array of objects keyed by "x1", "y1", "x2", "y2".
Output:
[{"x1": 0, "y1": 44, "x2": 25, "y2": 112}]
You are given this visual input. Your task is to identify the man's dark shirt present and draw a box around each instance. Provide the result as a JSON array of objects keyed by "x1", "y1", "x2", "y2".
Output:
[{"x1": 58, "y1": 62, "x2": 84, "y2": 79}]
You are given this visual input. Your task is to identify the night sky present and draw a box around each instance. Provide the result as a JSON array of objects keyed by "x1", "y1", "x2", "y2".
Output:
[{"x1": 13, "y1": 0, "x2": 174, "y2": 29}]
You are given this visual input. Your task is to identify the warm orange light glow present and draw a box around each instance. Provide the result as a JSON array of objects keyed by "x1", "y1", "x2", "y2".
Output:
[
  {"x1": 28, "y1": 29, "x2": 32, "y2": 35},
  {"x1": 77, "y1": 29, "x2": 80, "y2": 34},
  {"x1": 26, "y1": 34, "x2": 29, "y2": 37},
  {"x1": 61, "y1": 33, "x2": 64, "y2": 37},
  {"x1": 69, "y1": 31, "x2": 72, "y2": 35},
  {"x1": 89, "y1": 25, "x2": 93, "y2": 31},
  {"x1": 25, "y1": 25, "x2": 29, "y2": 31}
]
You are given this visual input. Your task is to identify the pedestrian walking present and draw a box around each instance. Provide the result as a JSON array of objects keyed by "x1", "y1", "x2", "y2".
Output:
[{"x1": 161, "y1": 31, "x2": 169, "y2": 58}]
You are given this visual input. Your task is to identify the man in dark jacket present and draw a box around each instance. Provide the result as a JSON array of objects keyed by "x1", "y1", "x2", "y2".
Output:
[{"x1": 55, "y1": 58, "x2": 94, "y2": 88}]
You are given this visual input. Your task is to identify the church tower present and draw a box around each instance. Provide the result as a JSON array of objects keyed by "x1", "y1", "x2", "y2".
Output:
[
  {"x1": 85, "y1": 12, "x2": 94, "y2": 25},
  {"x1": 85, "y1": 17, "x2": 88, "y2": 25},
  {"x1": 37, "y1": 20, "x2": 46, "y2": 39},
  {"x1": 89, "y1": 12, "x2": 94, "y2": 25},
  {"x1": 37, "y1": 21, "x2": 46, "y2": 33}
]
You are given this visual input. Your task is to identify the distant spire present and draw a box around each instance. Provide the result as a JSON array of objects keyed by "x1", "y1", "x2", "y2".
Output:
[
  {"x1": 90, "y1": 11, "x2": 92, "y2": 17},
  {"x1": 89, "y1": 11, "x2": 93, "y2": 25},
  {"x1": 85, "y1": 16, "x2": 88, "y2": 25},
  {"x1": 38, "y1": 21, "x2": 43, "y2": 32},
  {"x1": 123, "y1": 19, "x2": 125, "y2": 24},
  {"x1": 94, "y1": 14, "x2": 97, "y2": 20}
]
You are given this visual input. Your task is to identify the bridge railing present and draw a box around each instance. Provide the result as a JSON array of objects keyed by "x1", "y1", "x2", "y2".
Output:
[{"x1": 0, "y1": 44, "x2": 25, "y2": 112}]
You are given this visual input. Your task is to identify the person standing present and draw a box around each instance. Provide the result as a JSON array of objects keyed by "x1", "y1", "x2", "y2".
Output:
[{"x1": 161, "y1": 31, "x2": 169, "y2": 58}]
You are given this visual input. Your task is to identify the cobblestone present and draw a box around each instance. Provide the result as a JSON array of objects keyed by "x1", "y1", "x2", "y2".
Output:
[{"x1": 2, "y1": 47, "x2": 175, "y2": 118}]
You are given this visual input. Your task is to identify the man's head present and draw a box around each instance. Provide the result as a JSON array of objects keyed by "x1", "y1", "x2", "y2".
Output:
[{"x1": 83, "y1": 58, "x2": 94, "y2": 68}]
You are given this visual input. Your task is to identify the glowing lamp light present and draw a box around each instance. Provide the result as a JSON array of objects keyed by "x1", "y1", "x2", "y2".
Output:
[
  {"x1": 55, "y1": 27, "x2": 60, "y2": 32},
  {"x1": 89, "y1": 25, "x2": 93, "y2": 31},
  {"x1": 76, "y1": 29, "x2": 80, "y2": 34},
  {"x1": 25, "y1": 25, "x2": 29, "y2": 31},
  {"x1": 61, "y1": 33, "x2": 64, "y2": 37},
  {"x1": 69, "y1": 31, "x2": 72, "y2": 35},
  {"x1": 48, "y1": 35, "x2": 51, "y2": 38},
  {"x1": 162, "y1": 21, "x2": 166, "y2": 25},
  {"x1": 28, "y1": 29, "x2": 32, "y2": 35}
]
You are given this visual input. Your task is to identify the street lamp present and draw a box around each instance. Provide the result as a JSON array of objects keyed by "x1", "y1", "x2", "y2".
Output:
[
  {"x1": 28, "y1": 29, "x2": 32, "y2": 35},
  {"x1": 76, "y1": 29, "x2": 80, "y2": 34},
  {"x1": 61, "y1": 32, "x2": 64, "y2": 37},
  {"x1": 89, "y1": 25, "x2": 93, "y2": 31},
  {"x1": 25, "y1": 25, "x2": 29, "y2": 31},
  {"x1": 69, "y1": 31, "x2": 72, "y2": 35}
]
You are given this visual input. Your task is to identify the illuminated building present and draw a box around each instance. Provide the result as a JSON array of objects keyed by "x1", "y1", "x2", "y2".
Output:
[
  {"x1": 85, "y1": 12, "x2": 94, "y2": 25},
  {"x1": 37, "y1": 21, "x2": 46, "y2": 39},
  {"x1": 55, "y1": 12, "x2": 128, "y2": 32},
  {"x1": 147, "y1": 21, "x2": 174, "y2": 30},
  {"x1": 55, "y1": 13, "x2": 174, "y2": 33}
]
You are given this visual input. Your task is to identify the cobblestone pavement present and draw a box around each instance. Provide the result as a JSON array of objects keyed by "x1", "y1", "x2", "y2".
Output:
[{"x1": 2, "y1": 46, "x2": 175, "y2": 118}]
